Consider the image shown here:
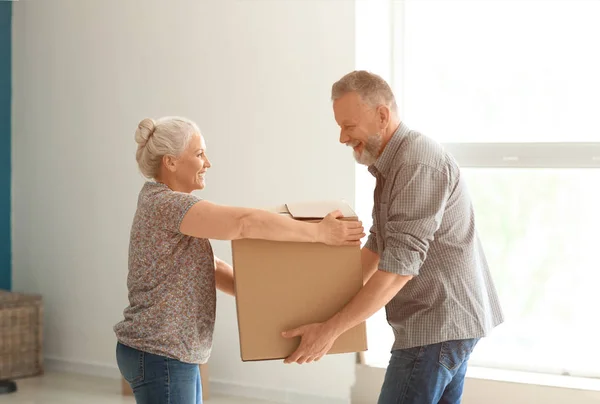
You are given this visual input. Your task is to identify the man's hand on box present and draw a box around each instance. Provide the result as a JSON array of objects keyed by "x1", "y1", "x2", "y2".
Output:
[
  {"x1": 281, "y1": 271, "x2": 414, "y2": 365},
  {"x1": 281, "y1": 322, "x2": 340, "y2": 364}
]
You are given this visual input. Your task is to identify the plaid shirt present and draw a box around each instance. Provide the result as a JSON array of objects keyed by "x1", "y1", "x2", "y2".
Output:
[{"x1": 365, "y1": 122, "x2": 504, "y2": 349}]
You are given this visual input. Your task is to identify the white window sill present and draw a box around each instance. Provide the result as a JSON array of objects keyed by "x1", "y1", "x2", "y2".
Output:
[{"x1": 361, "y1": 363, "x2": 600, "y2": 392}]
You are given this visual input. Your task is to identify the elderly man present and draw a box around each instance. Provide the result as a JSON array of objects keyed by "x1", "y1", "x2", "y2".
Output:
[{"x1": 282, "y1": 71, "x2": 504, "y2": 404}]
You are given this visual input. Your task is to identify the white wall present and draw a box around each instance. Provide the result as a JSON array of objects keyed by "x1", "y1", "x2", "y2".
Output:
[{"x1": 12, "y1": 0, "x2": 357, "y2": 402}]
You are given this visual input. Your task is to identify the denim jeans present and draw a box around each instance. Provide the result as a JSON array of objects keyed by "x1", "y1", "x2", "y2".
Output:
[
  {"x1": 116, "y1": 342, "x2": 202, "y2": 404},
  {"x1": 377, "y1": 338, "x2": 479, "y2": 404}
]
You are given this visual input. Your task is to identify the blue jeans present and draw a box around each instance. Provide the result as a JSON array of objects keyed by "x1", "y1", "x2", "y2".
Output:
[
  {"x1": 378, "y1": 338, "x2": 479, "y2": 404},
  {"x1": 116, "y1": 342, "x2": 202, "y2": 404}
]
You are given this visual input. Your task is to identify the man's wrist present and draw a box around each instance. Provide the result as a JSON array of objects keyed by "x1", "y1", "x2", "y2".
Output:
[{"x1": 324, "y1": 315, "x2": 347, "y2": 339}]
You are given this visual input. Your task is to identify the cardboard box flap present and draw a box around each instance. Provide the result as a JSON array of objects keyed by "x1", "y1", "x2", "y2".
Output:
[
  {"x1": 285, "y1": 200, "x2": 356, "y2": 220},
  {"x1": 269, "y1": 204, "x2": 290, "y2": 215}
]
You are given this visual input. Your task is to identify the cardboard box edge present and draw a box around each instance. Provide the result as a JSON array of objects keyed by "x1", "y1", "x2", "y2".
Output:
[
  {"x1": 230, "y1": 239, "x2": 246, "y2": 362},
  {"x1": 285, "y1": 200, "x2": 358, "y2": 220}
]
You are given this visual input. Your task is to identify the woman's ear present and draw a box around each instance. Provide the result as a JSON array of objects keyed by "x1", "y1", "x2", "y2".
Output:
[{"x1": 162, "y1": 155, "x2": 177, "y2": 173}]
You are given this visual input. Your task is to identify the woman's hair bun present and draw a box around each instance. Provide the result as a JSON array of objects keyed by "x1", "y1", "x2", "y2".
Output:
[{"x1": 135, "y1": 118, "x2": 156, "y2": 147}]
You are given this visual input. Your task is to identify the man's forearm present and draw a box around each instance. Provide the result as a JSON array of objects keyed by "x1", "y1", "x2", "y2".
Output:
[
  {"x1": 362, "y1": 246, "x2": 380, "y2": 284},
  {"x1": 215, "y1": 257, "x2": 235, "y2": 296},
  {"x1": 326, "y1": 270, "x2": 412, "y2": 337}
]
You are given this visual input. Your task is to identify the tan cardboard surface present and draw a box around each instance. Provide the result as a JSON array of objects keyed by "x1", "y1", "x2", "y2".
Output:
[{"x1": 232, "y1": 200, "x2": 367, "y2": 361}]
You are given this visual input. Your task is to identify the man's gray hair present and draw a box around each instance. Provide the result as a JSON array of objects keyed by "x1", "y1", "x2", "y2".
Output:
[{"x1": 331, "y1": 70, "x2": 398, "y2": 114}]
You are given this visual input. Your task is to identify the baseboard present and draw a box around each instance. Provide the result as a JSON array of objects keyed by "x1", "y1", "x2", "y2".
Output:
[
  {"x1": 45, "y1": 356, "x2": 121, "y2": 380},
  {"x1": 44, "y1": 357, "x2": 349, "y2": 403},
  {"x1": 211, "y1": 379, "x2": 350, "y2": 404}
]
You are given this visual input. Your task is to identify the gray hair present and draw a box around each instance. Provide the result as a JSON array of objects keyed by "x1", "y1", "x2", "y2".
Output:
[
  {"x1": 331, "y1": 70, "x2": 398, "y2": 114},
  {"x1": 134, "y1": 116, "x2": 200, "y2": 179}
]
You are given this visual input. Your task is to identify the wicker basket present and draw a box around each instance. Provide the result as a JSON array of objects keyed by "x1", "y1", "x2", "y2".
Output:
[{"x1": 0, "y1": 290, "x2": 43, "y2": 380}]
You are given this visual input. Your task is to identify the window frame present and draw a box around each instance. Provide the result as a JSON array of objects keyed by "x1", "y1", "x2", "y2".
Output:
[
  {"x1": 355, "y1": 0, "x2": 600, "y2": 375},
  {"x1": 443, "y1": 143, "x2": 600, "y2": 169}
]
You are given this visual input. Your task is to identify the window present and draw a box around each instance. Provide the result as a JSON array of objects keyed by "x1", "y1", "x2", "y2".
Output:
[{"x1": 356, "y1": 0, "x2": 600, "y2": 377}]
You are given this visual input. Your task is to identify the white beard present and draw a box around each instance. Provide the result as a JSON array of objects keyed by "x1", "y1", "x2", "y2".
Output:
[{"x1": 350, "y1": 133, "x2": 383, "y2": 166}]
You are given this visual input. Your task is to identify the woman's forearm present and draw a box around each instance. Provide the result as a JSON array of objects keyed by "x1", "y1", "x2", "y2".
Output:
[
  {"x1": 240, "y1": 209, "x2": 363, "y2": 246},
  {"x1": 182, "y1": 201, "x2": 363, "y2": 246},
  {"x1": 240, "y1": 209, "x2": 318, "y2": 243},
  {"x1": 215, "y1": 257, "x2": 235, "y2": 296}
]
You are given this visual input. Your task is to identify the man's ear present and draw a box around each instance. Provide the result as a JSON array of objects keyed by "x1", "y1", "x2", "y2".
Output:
[
  {"x1": 162, "y1": 154, "x2": 177, "y2": 173},
  {"x1": 376, "y1": 105, "x2": 391, "y2": 130}
]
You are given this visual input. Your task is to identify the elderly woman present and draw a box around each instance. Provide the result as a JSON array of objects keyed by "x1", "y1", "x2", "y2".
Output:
[{"x1": 114, "y1": 117, "x2": 364, "y2": 404}]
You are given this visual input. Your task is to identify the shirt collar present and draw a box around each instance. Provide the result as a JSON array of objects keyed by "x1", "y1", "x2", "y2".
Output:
[{"x1": 368, "y1": 122, "x2": 410, "y2": 178}]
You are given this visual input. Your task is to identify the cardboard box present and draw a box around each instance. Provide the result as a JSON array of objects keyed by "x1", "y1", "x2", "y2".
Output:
[
  {"x1": 231, "y1": 200, "x2": 368, "y2": 361},
  {"x1": 121, "y1": 364, "x2": 209, "y2": 399}
]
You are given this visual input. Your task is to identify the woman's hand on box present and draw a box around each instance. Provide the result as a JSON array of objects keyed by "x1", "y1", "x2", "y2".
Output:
[{"x1": 317, "y1": 210, "x2": 365, "y2": 246}]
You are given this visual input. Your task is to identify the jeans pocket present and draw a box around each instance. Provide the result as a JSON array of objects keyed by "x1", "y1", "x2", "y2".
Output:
[
  {"x1": 439, "y1": 339, "x2": 478, "y2": 371},
  {"x1": 116, "y1": 342, "x2": 145, "y2": 384},
  {"x1": 387, "y1": 346, "x2": 423, "y2": 370}
]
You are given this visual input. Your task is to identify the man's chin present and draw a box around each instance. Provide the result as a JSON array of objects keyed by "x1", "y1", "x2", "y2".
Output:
[{"x1": 354, "y1": 151, "x2": 376, "y2": 166}]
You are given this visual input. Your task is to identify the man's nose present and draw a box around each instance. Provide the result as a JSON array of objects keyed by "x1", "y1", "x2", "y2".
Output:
[{"x1": 339, "y1": 131, "x2": 349, "y2": 144}]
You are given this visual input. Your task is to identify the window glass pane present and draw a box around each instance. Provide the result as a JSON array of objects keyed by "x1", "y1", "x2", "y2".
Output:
[
  {"x1": 464, "y1": 168, "x2": 600, "y2": 376},
  {"x1": 357, "y1": 168, "x2": 600, "y2": 376},
  {"x1": 402, "y1": 0, "x2": 600, "y2": 143}
]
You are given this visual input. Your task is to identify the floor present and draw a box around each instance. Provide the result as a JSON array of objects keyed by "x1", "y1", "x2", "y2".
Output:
[{"x1": 0, "y1": 372, "x2": 279, "y2": 404}]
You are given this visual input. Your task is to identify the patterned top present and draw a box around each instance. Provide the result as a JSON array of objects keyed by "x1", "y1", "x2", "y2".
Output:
[
  {"x1": 365, "y1": 122, "x2": 504, "y2": 350},
  {"x1": 114, "y1": 182, "x2": 216, "y2": 364}
]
